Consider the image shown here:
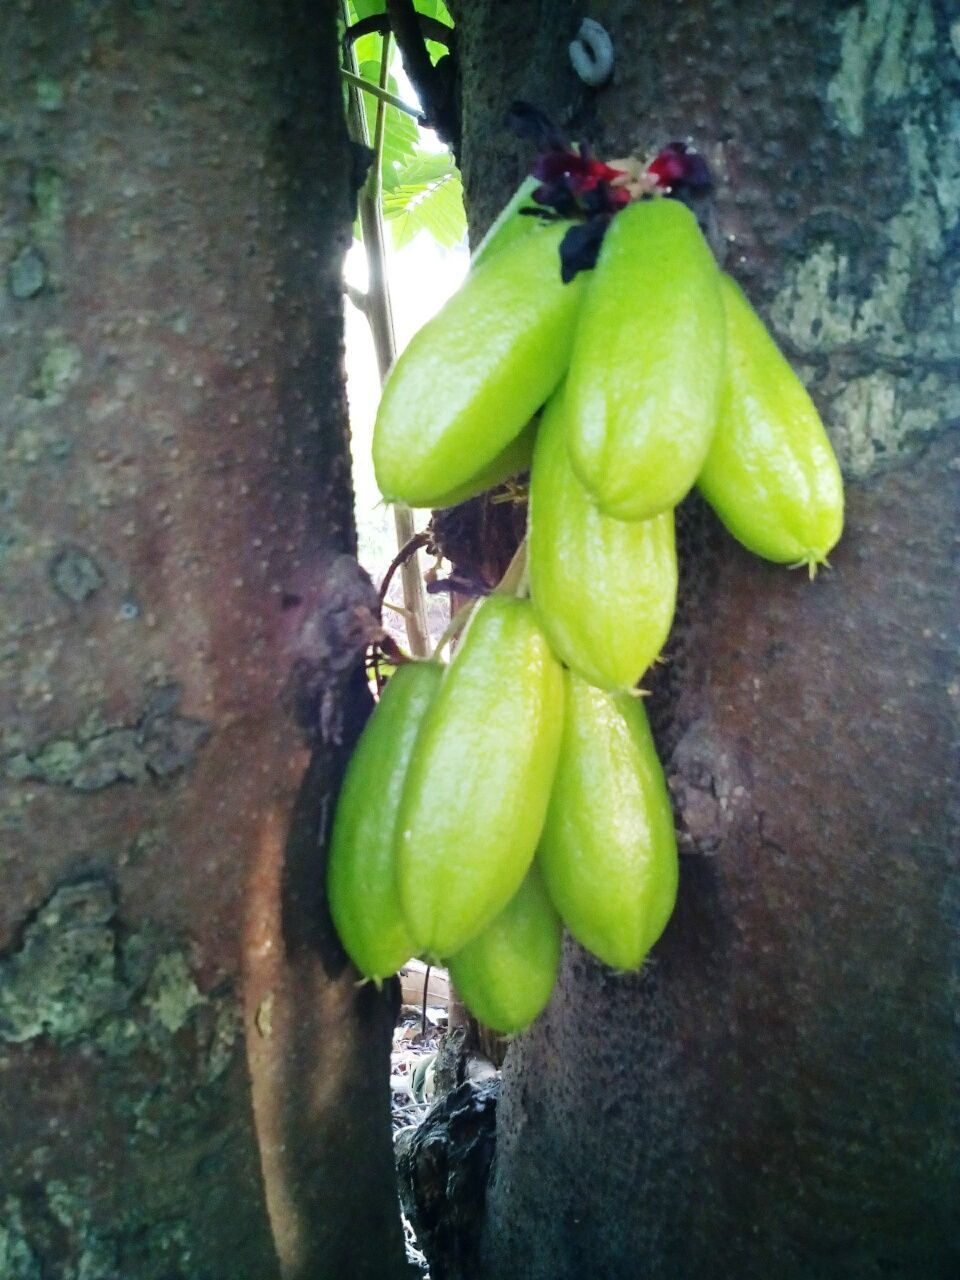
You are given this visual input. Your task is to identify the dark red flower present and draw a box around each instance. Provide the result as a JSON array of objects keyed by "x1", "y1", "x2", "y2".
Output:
[
  {"x1": 533, "y1": 148, "x2": 626, "y2": 195},
  {"x1": 647, "y1": 142, "x2": 712, "y2": 196}
]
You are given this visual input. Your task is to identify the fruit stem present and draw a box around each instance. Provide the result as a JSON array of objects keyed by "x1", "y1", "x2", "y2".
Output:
[
  {"x1": 431, "y1": 597, "x2": 478, "y2": 658},
  {"x1": 496, "y1": 538, "x2": 529, "y2": 598}
]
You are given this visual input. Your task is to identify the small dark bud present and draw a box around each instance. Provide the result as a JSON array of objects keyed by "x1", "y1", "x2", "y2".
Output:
[
  {"x1": 559, "y1": 217, "x2": 612, "y2": 283},
  {"x1": 532, "y1": 178, "x2": 581, "y2": 218},
  {"x1": 648, "y1": 142, "x2": 713, "y2": 198}
]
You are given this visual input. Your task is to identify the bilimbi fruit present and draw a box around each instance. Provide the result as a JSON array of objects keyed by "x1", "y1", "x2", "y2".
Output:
[
  {"x1": 373, "y1": 221, "x2": 583, "y2": 509},
  {"x1": 564, "y1": 197, "x2": 726, "y2": 520},
  {"x1": 396, "y1": 594, "x2": 564, "y2": 959},
  {"x1": 327, "y1": 660, "x2": 442, "y2": 981},
  {"x1": 697, "y1": 273, "x2": 844, "y2": 570},
  {"x1": 528, "y1": 385, "x2": 677, "y2": 691},
  {"x1": 328, "y1": 132, "x2": 845, "y2": 1035}
]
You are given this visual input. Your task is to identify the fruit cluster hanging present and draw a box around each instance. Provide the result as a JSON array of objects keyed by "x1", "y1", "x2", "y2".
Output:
[{"x1": 328, "y1": 140, "x2": 845, "y2": 1034}]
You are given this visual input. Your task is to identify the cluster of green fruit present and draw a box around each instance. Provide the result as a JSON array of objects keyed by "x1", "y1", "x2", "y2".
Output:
[{"x1": 328, "y1": 154, "x2": 844, "y2": 1035}]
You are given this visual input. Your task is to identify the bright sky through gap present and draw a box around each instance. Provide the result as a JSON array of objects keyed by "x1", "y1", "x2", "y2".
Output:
[
  {"x1": 343, "y1": 68, "x2": 469, "y2": 583},
  {"x1": 344, "y1": 234, "x2": 468, "y2": 574}
]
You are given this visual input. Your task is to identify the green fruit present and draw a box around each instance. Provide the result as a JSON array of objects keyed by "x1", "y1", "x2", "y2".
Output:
[
  {"x1": 447, "y1": 864, "x2": 561, "y2": 1034},
  {"x1": 565, "y1": 198, "x2": 725, "y2": 521},
  {"x1": 427, "y1": 414, "x2": 537, "y2": 510},
  {"x1": 397, "y1": 595, "x2": 564, "y2": 958},
  {"x1": 697, "y1": 274, "x2": 844, "y2": 569},
  {"x1": 470, "y1": 176, "x2": 542, "y2": 269},
  {"x1": 373, "y1": 220, "x2": 584, "y2": 509},
  {"x1": 327, "y1": 661, "x2": 442, "y2": 980},
  {"x1": 528, "y1": 386, "x2": 677, "y2": 690},
  {"x1": 539, "y1": 671, "x2": 678, "y2": 971}
]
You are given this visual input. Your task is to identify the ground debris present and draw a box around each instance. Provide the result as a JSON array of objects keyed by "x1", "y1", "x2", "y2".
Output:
[
  {"x1": 395, "y1": 1078, "x2": 500, "y2": 1280},
  {"x1": 390, "y1": 971, "x2": 501, "y2": 1280},
  {"x1": 391, "y1": 1000, "x2": 446, "y2": 1276}
]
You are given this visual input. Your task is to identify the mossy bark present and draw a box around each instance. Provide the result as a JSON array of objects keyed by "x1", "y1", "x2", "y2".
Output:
[
  {"x1": 448, "y1": 2, "x2": 959, "y2": 1277},
  {"x1": 0, "y1": 2, "x2": 407, "y2": 1276}
]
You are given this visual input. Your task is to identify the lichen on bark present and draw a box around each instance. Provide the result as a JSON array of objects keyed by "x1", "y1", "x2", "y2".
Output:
[
  {"x1": 0, "y1": 0, "x2": 381, "y2": 1275},
  {"x1": 0, "y1": 875, "x2": 252, "y2": 1277}
]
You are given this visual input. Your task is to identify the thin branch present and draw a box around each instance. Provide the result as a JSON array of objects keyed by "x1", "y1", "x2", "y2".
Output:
[
  {"x1": 339, "y1": 67, "x2": 424, "y2": 121},
  {"x1": 379, "y1": 531, "x2": 432, "y2": 607},
  {"x1": 344, "y1": 281, "x2": 368, "y2": 313},
  {"x1": 385, "y1": 0, "x2": 459, "y2": 150},
  {"x1": 342, "y1": 12, "x2": 390, "y2": 50},
  {"x1": 370, "y1": 48, "x2": 391, "y2": 206},
  {"x1": 421, "y1": 964, "x2": 431, "y2": 1036},
  {"x1": 341, "y1": 14, "x2": 431, "y2": 658},
  {"x1": 343, "y1": 12, "x2": 454, "y2": 53},
  {"x1": 386, "y1": 0, "x2": 440, "y2": 107}
]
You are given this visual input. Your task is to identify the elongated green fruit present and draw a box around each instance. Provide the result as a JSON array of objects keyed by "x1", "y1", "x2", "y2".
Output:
[
  {"x1": 697, "y1": 274, "x2": 844, "y2": 568},
  {"x1": 447, "y1": 864, "x2": 561, "y2": 1034},
  {"x1": 470, "y1": 175, "x2": 541, "y2": 270},
  {"x1": 528, "y1": 386, "x2": 677, "y2": 690},
  {"x1": 374, "y1": 221, "x2": 584, "y2": 509},
  {"x1": 327, "y1": 661, "x2": 443, "y2": 980},
  {"x1": 397, "y1": 595, "x2": 564, "y2": 958},
  {"x1": 540, "y1": 672, "x2": 678, "y2": 971},
  {"x1": 565, "y1": 198, "x2": 725, "y2": 520},
  {"x1": 427, "y1": 415, "x2": 537, "y2": 510}
]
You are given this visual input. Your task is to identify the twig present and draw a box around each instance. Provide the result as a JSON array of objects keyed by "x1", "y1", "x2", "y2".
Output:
[
  {"x1": 421, "y1": 964, "x2": 431, "y2": 1036},
  {"x1": 343, "y1": 12, "x2": 454, "y2": 53},
  {"x1": 379, "y1": 531, "x2": 432, "y2": 607},
  {"x1": 385, "y1": 0, "x2": 458, "y2": 148},
  {"x1": 344, "y1": 281, "x2": 369, "y2": 313},
  {"x1": 341, "y1": 13, "x2": 431, "y2": 658},
  {"x1": 340, "y1": 67, "x2": 424, "y2": 120},
  {"x1": 369, "y1": 632, "x2": 410, "y2": 696}
]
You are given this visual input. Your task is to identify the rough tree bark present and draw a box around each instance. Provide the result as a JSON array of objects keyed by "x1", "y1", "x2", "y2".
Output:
[
  {"x1": 0, "y1": 2, "x2": 407, "y2": 1277},
  {"x1": 445, "y1": 1, "x2": 958, "y2": 1277}
]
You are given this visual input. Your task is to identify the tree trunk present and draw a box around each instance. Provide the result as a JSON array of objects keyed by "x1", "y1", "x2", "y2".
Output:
[
  {"x1": 449, "y1": 1, "x2": 958, "y2": 1276},
  {"x1": 0, "y1": 2, "x2": 407, "y2": 1276}
]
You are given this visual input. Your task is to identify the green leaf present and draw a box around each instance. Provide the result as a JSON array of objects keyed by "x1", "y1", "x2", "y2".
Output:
[
  {"x1": 350, "y1": 0, "x2": 386, "y2": 18},
  {"x1": 349, "y1": 1, "x2": 452, "y2": 31},
  {"x1": 418, "y1": 0, "x2": 452, "y2": 22},
  {"x1": 425, "y1": 38, "x2": 450, "y2": 63},
  {"x1": 348, "y1": 1, "x2": 452, "y2": 63},
  {"x1": 381, "y1": 148, "x2": 456, "y2": 194},
  {"x1": 382, "y1": 151, "x2": 466, "y2": 249}
]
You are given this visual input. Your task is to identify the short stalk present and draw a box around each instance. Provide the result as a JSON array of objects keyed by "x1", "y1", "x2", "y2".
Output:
[
  {"x1": 431, "y1": 597, "x2": 479, "y2": 659},
  {"x1": 495, "y1": 538, "x2": 529, "y2": 597}
]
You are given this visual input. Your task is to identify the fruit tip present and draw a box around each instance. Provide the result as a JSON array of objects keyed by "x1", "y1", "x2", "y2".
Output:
[
  {"x1": 788, "y1": 551, "x2": 833, "y2": 580},
  {"x1": 353, "y1": 973, "x2": 383, "y2": 991}
]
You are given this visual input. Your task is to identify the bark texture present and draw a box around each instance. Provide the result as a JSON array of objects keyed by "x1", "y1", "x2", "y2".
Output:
[
  {"x1": 449, "y1": 1, "x2": 959, "y2": 1276},
  {"x1": 0, "y1": 2, "x2": 405, "y2": 1276}
]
